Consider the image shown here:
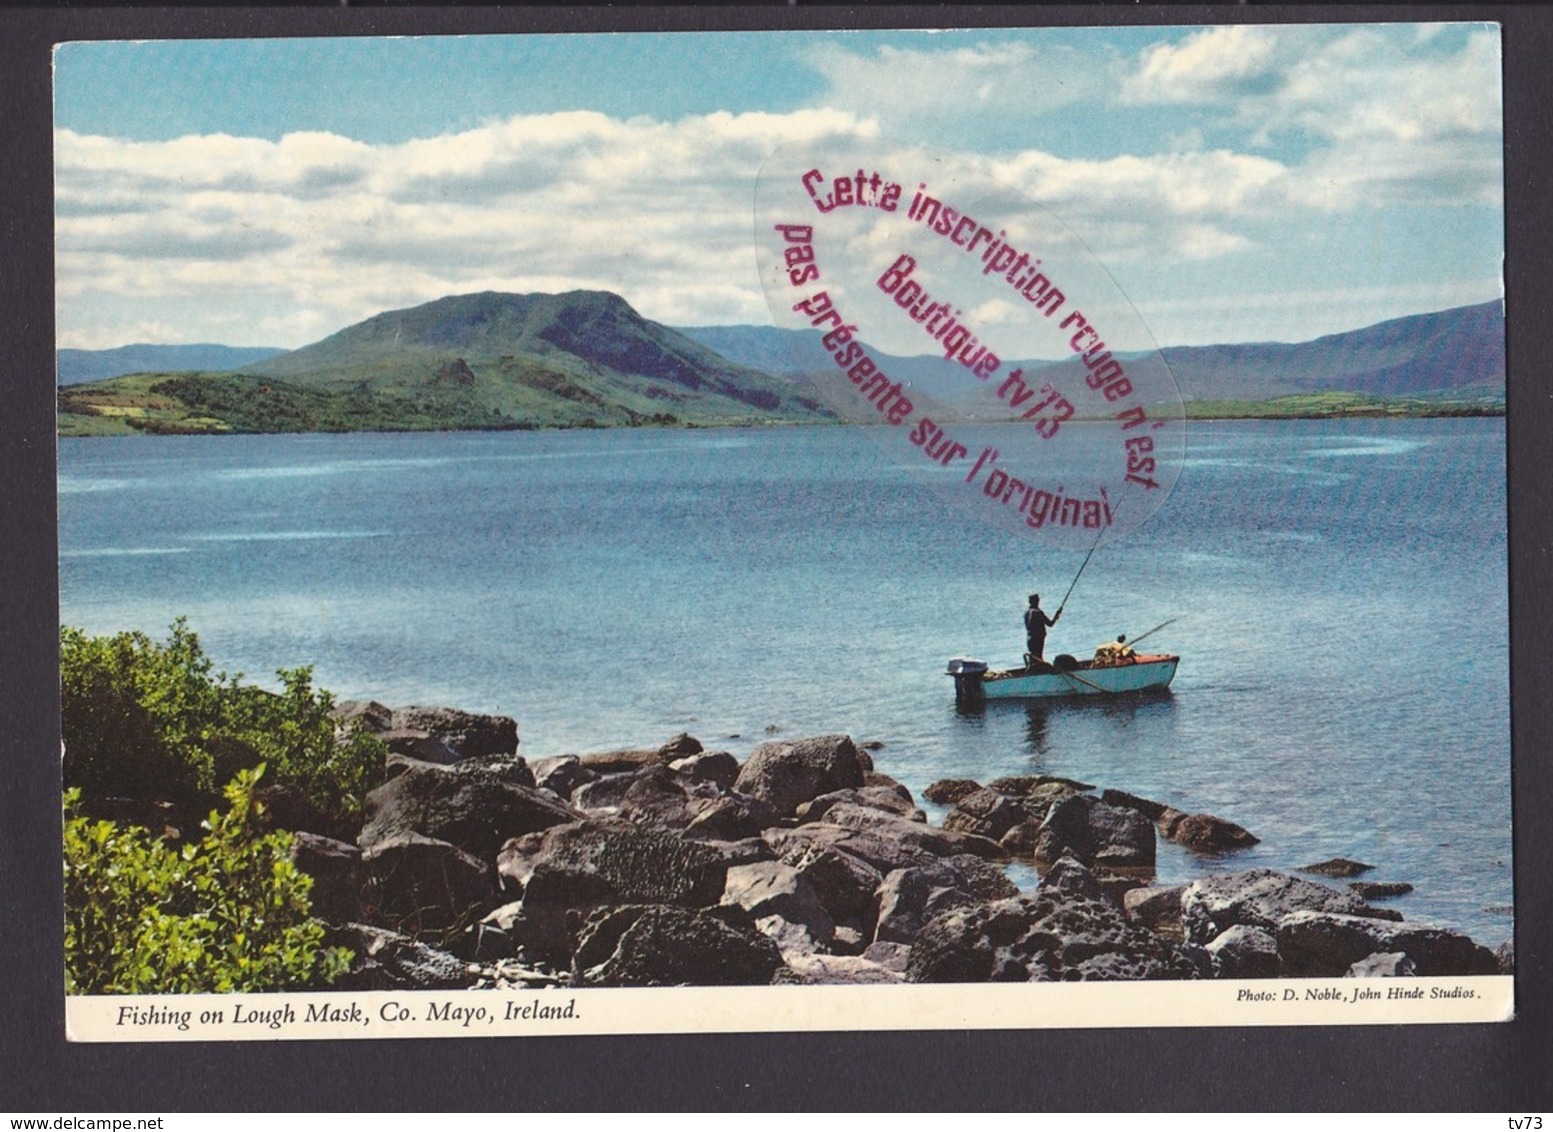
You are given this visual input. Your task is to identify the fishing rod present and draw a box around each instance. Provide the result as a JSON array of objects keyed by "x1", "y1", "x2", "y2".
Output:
[
  {"x1": 1054, "y1": 519, "x2": 1108, "y2": 618},
  {"x1": 1124, "y1": 618, "x2": 1179, "y2": 649}
]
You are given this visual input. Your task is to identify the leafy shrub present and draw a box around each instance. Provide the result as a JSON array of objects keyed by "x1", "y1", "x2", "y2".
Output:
[
  {"x1": 60, "y1": 619, "x2": 384, "y2": 824},
  {"x1": 64, "y1": 766, "x2": 352, "y2": 994}
]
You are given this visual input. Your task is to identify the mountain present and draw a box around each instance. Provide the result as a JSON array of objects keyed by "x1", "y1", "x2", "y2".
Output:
[
  {"x1": 59, "y1": 291, "x2": 833, "y2": 435},
  {"x1": 683, "y1": 301, "x2": 1505, "y2": 412},
  {"x1": 58, "y1": 295, "x2": 1504, "y2": 437},
  {"x1": 56, "y1": 344, "x2": 286, "y2": 385}
]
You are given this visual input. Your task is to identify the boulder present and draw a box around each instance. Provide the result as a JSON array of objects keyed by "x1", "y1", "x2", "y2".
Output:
[
  {"x1": 733, "y1": 734, "x2": 866, "y2": 817},
  {"x1": 873, "y1": 856, "x2": 1019, "y2": 946},
  {"x1": 1347, "y1": 952, "x2": 1417, "y2": 978},
  {"x1": 531, "y1": 756, "x2": 596, "y2": 799},
  {"x1": 683, "y1": 792, "x2": 781, "y2": 842},
  {"x1": 1349, "y1": 881, "x2": 1413, "y2": 900},
  {"x1": 332, "y1": 699, "x2": 394, "y2": 736},
  {"x1": 289, "y1": 831, "x2": 365, "y2": 925},
  {"x1": 1037, "y1": 853, "x2": 1107, "y2": 902},
  {"x1": 361, "y1": 832, "x2": 499, "y2": 934},
  {"x1": 943, "y1": 788, "x2": 1027, "y2": 841},
  {"x1": 576, "y1": 748, "x2": 665, "y2": 775},
  {"x1": 755, "y1": 914, "x2": 830, "y2": 959},
  {"x1": 862, "y1": 772, "x2": 915, "y2": 803},
  {"x1": 451, "y1": 752, "x2": 536, "y2": 787},
  {"x1": 571, "y1": 773, "x2": 638, "y2": 813},
  {"x1": 989, "y1": 774, "x2": 1094, "y2": 796},
  {"x1": 1275, "y1": 911, "x2": 1501, "y2": 977},
  {"x1": 780, "y1": 954, "x2": 907, "y2": 985},
  {"x1": 780, "y1": 843, "x2": 885, "y2": 927},
  {"x1": 359, "y1": 762, "x2": 580, "y2": 858},
  {"x1": 1099, "y1": 788, "x2": 1171, "y2": 821},
  {"x1": 1299, "y1": 858, "x2": 1374, "y2": 877},
  {"x1": 820, "y1": 803, "x2": 1008, "y2": 862},
  {"x1": 390, "y1": 705, "x2": 519, "y2": 759},
  {"x1": 923, "y1": 778, "x2": 982, "y2": 805},
  {"x1": 1032, "y1": 794, "x2": 1155, "y2": 868},
  {"x1": 763, "y1": 824, "x2": 944, "y2": 877},
  {"x1": 873, "y1": 867, "x2": 978, "y2": 946},
  {"x1": 331, "y1": 923, "x2": 473, "y2": 991},
  {"x1": 570, "y1": 904, "x2": 784, "y2": 987},
  {"x1": 722, "y1": 861, "x2": 836, "y2": 945},
  {"x1": 1123, "y1": 885, "x2": 1187, "y2": 937},
  {"x1": 670, "y1": 750, "x2": 740, "y2": 789},
  {"x1": 255, "y1": 782, "x2": 353, "y2": 841},
  {"x1": 615, "y1": 764, "x2": 698, "y2": 828},
  {"x1": 999, "y1": 819, "x2": 1045, "y2": 857},
  {"x1": 658, "y1": 733, "x2": 704, "y2": 760},
  {"x1": 1166, "y1": 812, "x2": 1259, "y2": 854},
  {"x1": 513, "y1": 819, "x2": 729, "y2": 962},
  {"x1": 797, "y1": 786, "x2": 925, "y2": 824},
  {"x1": 1181, "y1": 869, "x2": 1400, "y2": 948},
  {"x1": 906, "y1": 889, "x2": 1195, "y2": 983},
  {"x1": 379, "y1": 729, "x2": 461, "y2": 766},
  {"x1": 1205, "y1": 924, "x2": 1282, "y2": 978}
]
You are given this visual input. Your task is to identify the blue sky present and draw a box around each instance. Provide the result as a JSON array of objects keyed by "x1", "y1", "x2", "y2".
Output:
[{"x1": 53, "y1": 24, "x2": 1503, "y2": 350}]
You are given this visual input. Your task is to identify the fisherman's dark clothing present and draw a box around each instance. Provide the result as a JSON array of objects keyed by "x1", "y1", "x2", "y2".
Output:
[{"x1": 1024, "y1": 606, "x2": 1057, "y2": 660}]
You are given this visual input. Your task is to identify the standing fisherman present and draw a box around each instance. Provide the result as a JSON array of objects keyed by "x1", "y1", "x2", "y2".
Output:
[{"x1": 1024, "y1": 594, "x2": 1059, "y2": 666}]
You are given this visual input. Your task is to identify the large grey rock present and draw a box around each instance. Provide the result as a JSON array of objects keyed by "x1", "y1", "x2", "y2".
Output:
[
  {"x1": 333, "y1": 699, "x2": 394, "y2": 736},
  {"x1": 360, "y1": 762, "x2": 580, "y2": 858},
  {"x1": 1032, "y1": 794, "x2": 1155, "y2": 868},
  {"x1": 780, "y1": 954, "x2": 907, "y2": 985},
  {"x1": 1275, "y1": 911, "x2": 1501, "y2": 977},
  {"x1": 1164, "y1": 812, "x2": 1259, "y2": 854},
  {"x1": 332, "y1": 923, "x2": 473, "y2": 991},
  {"x1": 763, "y1": 824, "x2": 944, "y2": 876},
  {"x1": 290, "y1": 831, "x2": 365, "y2": 925},
  {"x1": 874, "y1": 856, "x2": 1020, "y2": 946},
  {"x1": 797, "y1": 786, "x2": 924, "y2": 824},
  {"x1": 943, "y1": 787, "x2": 1027, "y2": 841},
  {"x1": 820, "y1": 803, "x2": 1008, "y2": 862},
  {"x1": 571, "y1": 904, "x2": 783, "y2": 987},
  {"x1": 1205, "y1": 924, "x2": 1282, "y2": 978},
  {"x1": 361, "y1": 832, "x2": 499, "y2": 934},
  {"x1": 1182, "y1": 869, "x2": 1400, "y2": 947},
  {"x1": 906, "y1": 889, "x2": 1196, "y2": 983},
  {"x1": 390, "y1": 705, "x2": 519, "y2": 759},
  {"x1": 670, "y1": 750, "x2": 740, "y2": 789},
  {"x1": 722, "y1": 861, "x2": 836, "y2": 945},
  {"x1": 1124, "y1": 885, "x2": 1187, "y2": 936},
  {"x1": 682, "y1": 792, "x2": 780, "y2": 842},
  {"x1": 733, "y1": 734, "x2": 867, "y2": 817},
  {"x1": 530, "y1": 756, "x2": 596, "y2": 799},
  {"x1": 1347, "y1": 952, "x2": 1417, "y2": 978},
  {"x1": 923, "y1": 778, "x2": 982, "y2": 805},
  {"x1": 780, "y1": 843, "x2": 885, "y2": 927},
  {"x1": 512, "y1": 819, "x2": 729, "y2": 962}
]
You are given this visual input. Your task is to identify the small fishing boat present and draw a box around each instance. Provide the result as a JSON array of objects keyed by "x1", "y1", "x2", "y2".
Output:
[{"x1": 947, "y1": 653, "x2": 1178, "y2": 707}]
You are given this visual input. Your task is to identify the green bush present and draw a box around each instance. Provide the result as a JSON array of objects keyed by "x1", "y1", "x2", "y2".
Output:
[
  {"x1": 64, "y1": 766, "x2": 352, "y2": 994},
  {"x1": 60, "y1": 619, "x2": 384, "y2": 824}
]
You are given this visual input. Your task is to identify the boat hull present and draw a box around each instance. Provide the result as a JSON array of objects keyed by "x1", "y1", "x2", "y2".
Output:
[{"x1": 981, "y1": 654, "x2": 1178, "y2": 700}]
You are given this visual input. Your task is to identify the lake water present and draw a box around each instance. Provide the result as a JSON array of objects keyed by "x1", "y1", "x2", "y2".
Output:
[{"x1": 58, "y1": 418, "x2": 1513, "y2": 947}]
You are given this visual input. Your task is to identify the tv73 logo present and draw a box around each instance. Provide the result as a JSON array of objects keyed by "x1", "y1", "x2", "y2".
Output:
[{"x1": 1508, "y1": 1119, "x2": 1544, "y2": 1129}]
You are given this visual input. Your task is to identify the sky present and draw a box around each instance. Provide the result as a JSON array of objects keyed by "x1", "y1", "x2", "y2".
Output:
[{"x1": 52, "y1": 23, "x2": 1504, "y2": 352}]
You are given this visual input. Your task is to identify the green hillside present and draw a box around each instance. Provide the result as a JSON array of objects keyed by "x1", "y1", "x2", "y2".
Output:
[{"x1": 59, "y1": 291, "x2": 833, "y2": 436}]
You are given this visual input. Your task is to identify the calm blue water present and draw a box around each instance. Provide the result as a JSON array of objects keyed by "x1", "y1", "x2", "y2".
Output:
[{"x1": 58, "y1": 419, "x2": 1512, "y2": 946}]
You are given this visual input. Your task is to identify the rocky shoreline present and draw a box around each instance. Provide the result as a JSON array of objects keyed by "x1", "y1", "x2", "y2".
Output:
[{"x1": 292, "y1": 701, "x2": 1510, "y2": 990}]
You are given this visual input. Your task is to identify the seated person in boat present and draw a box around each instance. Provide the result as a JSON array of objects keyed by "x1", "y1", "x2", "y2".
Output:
[
  {"x1": 1092, "y1": 634, "x2": 1135, "y2": 667},
  {"x1": 1023, "y1": 593, "x2": 1060, "y2": 667}
]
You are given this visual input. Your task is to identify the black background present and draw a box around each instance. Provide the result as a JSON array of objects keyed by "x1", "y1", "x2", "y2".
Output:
[{"x1": 4, "y1": 4, "x2": 1549, "y2": 1112}]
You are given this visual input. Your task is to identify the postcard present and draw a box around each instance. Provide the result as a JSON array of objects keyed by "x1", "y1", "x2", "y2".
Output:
[{"x1": 51, "y1": 15, "x2": 1514, "y2": 1043}]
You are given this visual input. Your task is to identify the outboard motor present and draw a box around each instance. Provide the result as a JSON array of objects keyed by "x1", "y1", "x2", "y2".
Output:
[{"x1": 946, "y1": 657, "x2": 989, "y2": 710}]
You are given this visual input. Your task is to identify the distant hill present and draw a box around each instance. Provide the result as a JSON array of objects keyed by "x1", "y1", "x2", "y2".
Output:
[
  {"x1": 59, "y1": 291, "x2": 833, "y2": 435},
  {"x1": 683, "y1": 301, "x2": 1505, "y2": 411},
  {"x1": 56, "y1": 344, "x2": 286, "y2": 385},
  {"x1": 58, "y1": 295, "x2": 1504, "y2": 437}
]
